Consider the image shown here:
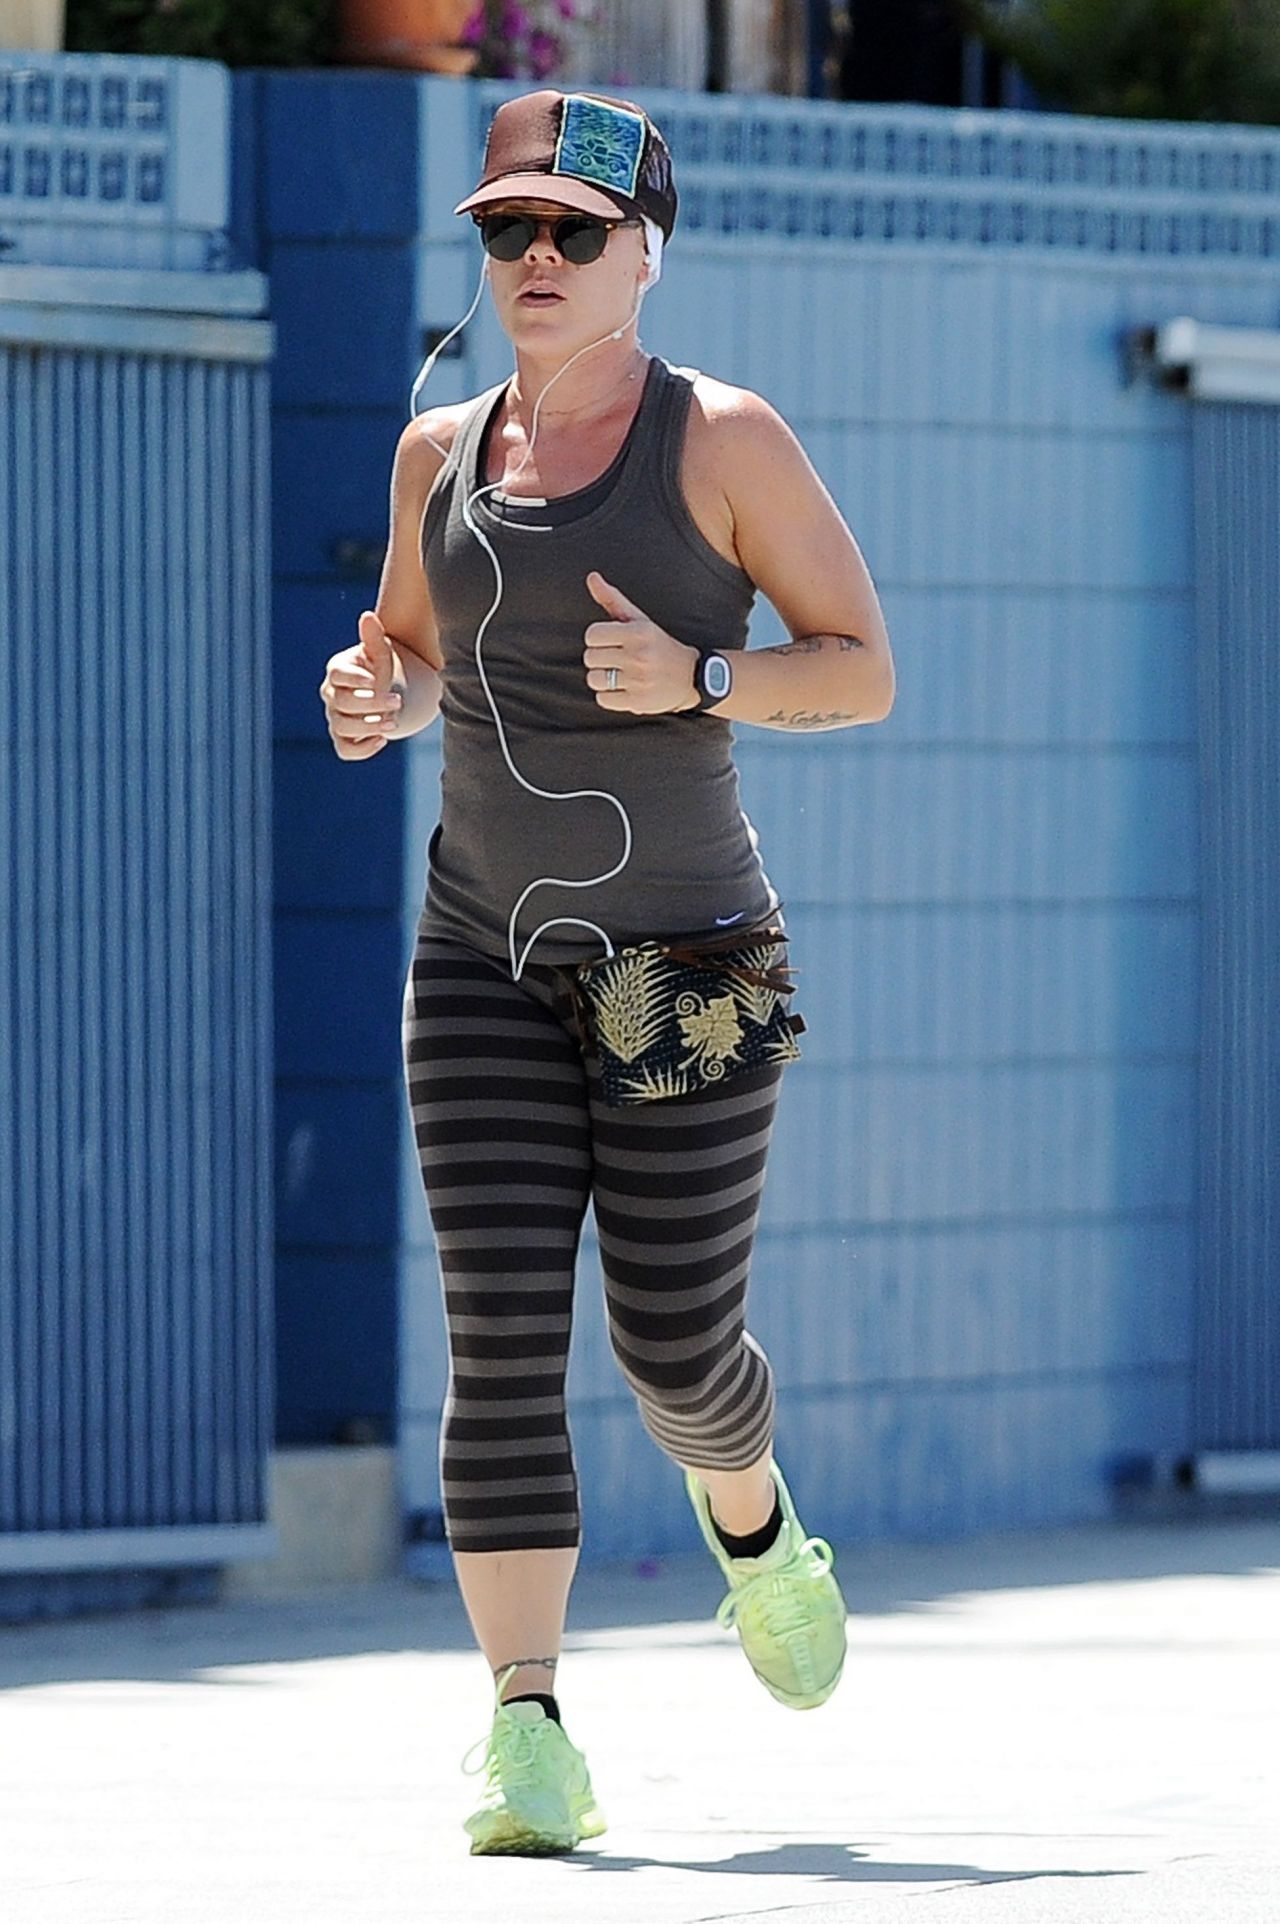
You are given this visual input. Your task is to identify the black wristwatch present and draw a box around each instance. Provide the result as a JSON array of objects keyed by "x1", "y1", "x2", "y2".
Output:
[{"x1": 685, "y1": 650, "x2": 733, "y2": 714}]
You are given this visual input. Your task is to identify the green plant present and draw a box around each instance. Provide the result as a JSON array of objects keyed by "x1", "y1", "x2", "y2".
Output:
[
  {"x1": 948, "y1": 0, "x2": 1280, "y2": 123},
  {"x1": 64, "y1": 0, "x2": 339, "y2": 66}
]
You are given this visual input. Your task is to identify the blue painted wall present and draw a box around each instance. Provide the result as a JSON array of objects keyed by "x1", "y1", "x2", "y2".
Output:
[
  {"x1": 397, "y1": 82, "x2": 1280, "y2": 1557},
  {"x1": 231, "y1": 71, "x2": 435, "y2": 1443},
  {"x1": 6, "y1": 49, "x2": 1278, "y2": 1567},
  {"x1": 231, "y1": 70, "x2": 1280, "y2": 1544}
]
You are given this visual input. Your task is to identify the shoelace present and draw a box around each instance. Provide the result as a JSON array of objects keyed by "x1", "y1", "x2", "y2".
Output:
[
  {"x1": 715, "y1": 1534, "x2": 837, "y2": 1638},
  {"x1": 460, "y1": 1713, "x2": 551, "y2": 1788}
]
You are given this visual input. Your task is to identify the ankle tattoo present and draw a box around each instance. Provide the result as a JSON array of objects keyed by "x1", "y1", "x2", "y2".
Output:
[{"x1": 495, "y1": 1655, "x2": 559, "y2": 1685}]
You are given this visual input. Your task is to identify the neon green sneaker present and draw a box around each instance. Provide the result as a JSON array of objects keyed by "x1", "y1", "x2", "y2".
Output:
[
  {"x1": 685, "y1": 1457, "x2": 848, "y2": 1710},
  {"x1": 459, "y1": 1663, "x2": 608, "y2": 1856}
]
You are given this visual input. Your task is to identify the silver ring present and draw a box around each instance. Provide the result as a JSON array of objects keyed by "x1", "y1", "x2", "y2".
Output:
[{"x1": 605, "y1": 667, "x2": 620, "y2": 691}]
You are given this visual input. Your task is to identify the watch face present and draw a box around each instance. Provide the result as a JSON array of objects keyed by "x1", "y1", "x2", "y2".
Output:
[{"x1": 704, "y1": 654, "x2": 732, "y2": 699}]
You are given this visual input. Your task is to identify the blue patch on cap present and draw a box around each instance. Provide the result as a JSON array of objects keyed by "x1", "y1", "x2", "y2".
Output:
[{"x1": 554, "y1": 96, "x2": 645, "y2": 200}]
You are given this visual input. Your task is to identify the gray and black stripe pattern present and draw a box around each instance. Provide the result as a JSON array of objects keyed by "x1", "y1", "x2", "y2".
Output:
[{"x1": 402, "y1": 933, "x2": 785, "y2": 1553}]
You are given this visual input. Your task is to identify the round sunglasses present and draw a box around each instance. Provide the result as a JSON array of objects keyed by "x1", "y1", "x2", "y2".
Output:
[{"x1": 475, "y1": 210, "x2": 640, "y2": 265}]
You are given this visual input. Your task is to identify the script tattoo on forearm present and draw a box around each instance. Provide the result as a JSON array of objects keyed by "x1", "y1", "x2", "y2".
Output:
[{"x1": 763, "y1": 708, "x2": 861, "y2": 729}]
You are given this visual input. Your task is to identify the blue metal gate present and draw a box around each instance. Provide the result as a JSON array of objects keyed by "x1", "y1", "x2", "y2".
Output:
[
  {"x1": 1190, "y1": 398, "x2": 1280, "y2": 1449},
  {"x1": 0, "y1": 52, "x2": 277, "y2": 1608}
]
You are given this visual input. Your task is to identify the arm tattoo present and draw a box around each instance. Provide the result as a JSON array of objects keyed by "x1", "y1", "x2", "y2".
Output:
[
  {"x1": 763, "y1": 708, "x2": 861, "y2": 730},
  {"x1": 770, "y1": 635, "x2": 824, "y2": 655},
  {"x1": 767, "y1": 632, "x2": 866, "y2": 657},
  {"x1": 758, "y1": 632, "x2": 868, "y2": 729}
]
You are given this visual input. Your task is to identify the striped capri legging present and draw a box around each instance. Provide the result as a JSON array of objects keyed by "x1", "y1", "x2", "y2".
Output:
[{"x1": 401, "y1": 928, "x2": 788, "y2": 1554}]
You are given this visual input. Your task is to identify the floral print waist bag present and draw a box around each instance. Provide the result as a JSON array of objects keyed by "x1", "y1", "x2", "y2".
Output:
[{"x1": 554, "y1": 907, "x2": 806, "y2": 1106}]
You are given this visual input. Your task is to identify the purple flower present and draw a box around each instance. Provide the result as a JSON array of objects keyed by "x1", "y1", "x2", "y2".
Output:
[
  {"x1": 528, "y1": 27, "x2": 561, "y2": 76},
  {"x1": 555, "y1": 0, "x2": 577, "y2": 16},
  {"x1": 500, "y1": 1, "x2": 530, "y2": 36},
  {"x1": 459, "y1": 6, "x2": 486, "y2": 42}
]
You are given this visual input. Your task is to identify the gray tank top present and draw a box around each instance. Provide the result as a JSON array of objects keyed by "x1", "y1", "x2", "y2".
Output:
[{"x1": 415, "y1": 352, "x2": 783, "y2": 970}]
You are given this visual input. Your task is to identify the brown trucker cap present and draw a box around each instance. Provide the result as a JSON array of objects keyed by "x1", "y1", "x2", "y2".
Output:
[{"x1": 453, "y1": 89, "x2": 678, "y2": 240}]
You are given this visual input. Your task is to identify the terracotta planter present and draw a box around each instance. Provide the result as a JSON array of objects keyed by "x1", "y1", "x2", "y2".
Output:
[
  {"x1": 0, "y1": 0, "x2": 65, "y2": 52},
  {"x1": 337, "y1": 0, "x2": 480, "y2": 72}
]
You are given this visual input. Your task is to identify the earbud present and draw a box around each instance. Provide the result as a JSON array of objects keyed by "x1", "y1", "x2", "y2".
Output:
[{"x1": 639, "y1": 217, "x2": 664, "y2": 291}]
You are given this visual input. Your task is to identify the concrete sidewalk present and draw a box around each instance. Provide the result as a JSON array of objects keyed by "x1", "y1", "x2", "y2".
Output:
[{"x1": 3, "y1": 1515, "x2": 1278, "y2": 1924}]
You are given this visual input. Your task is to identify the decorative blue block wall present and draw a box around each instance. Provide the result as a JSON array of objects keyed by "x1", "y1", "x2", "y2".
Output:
[{"x1": 0, "y1": 53, "x2": 233, "y2": 268}]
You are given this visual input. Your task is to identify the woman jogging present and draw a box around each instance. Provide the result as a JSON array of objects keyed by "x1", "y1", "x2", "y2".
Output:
[{"x1": 318, "y1": 88, "x2": 896, "y2": 1857}]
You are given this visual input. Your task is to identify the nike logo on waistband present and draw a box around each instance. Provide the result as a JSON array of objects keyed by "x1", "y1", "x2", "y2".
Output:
[{"x1": 715, "y1": 912, "x2": 746, "y2": 925}]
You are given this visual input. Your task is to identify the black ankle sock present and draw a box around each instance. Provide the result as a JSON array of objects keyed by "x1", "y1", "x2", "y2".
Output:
[
  {"x1": 502, "y1": 1691, "x2": 562, "y2": 1725},
  {"x1": 711, "y1": 1486, "x2": 784, "y2": 1559}
]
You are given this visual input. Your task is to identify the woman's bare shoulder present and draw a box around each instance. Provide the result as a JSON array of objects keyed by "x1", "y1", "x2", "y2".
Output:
[
  {"x1": 684, "y1": 373, "x2": 808, "y2": 491},
  {"x1": 393, "y1": 398, "x2": 476, "y2": 493},
  {"x1": 686, "y1": 372, "x2": 792, "y2": 439}
]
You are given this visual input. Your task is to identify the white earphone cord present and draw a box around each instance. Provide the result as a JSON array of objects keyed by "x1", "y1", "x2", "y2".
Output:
[{"x1": 407, "y1": 218, "x2": 663, "y2": 983}]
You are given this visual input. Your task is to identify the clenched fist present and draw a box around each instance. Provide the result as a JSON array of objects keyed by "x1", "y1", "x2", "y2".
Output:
[{"x1": 319, "y1": 611, "x2": 405, "y2": 761}]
